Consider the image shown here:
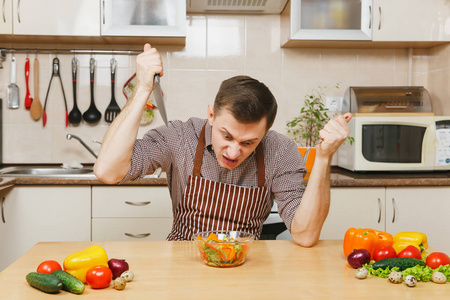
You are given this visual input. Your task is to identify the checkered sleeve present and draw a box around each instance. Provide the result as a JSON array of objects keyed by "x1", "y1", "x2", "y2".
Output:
[
  {"x1": 270, "y1": 138, "x2": 306, "y2": 231},
  {"x1": 119, "y1": 121, "x2": 183, "y2": 183}
]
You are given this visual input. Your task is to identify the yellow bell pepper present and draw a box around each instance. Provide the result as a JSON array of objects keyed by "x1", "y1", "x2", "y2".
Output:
[
  {"x1": 393, "y1": 232, "x2": 428, "y2": 254},
  {"x1": 63, "y1": 245, "x2": 109, "y2": 283}
]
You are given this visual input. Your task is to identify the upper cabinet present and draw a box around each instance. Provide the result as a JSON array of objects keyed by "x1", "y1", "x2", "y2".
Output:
[
  {"x1": 100, "y1": 0, "x2": 186, "y2": 44},
  {"x1": 281, "y1": 0, "x2": 450, "y2": 48},
  {"x1": 0, "y1": 0, "x2": 13, "y2": 34},
  {"x1": 11, "y1": 0, "x2": 100, "y2": 36},
  {"x1": 285, "y1": 0, "x2": 373, "y2": 41},
  {"x1": 0, "y1": 0, "x2": 186, "y2": 47},
  {"x1": 372, "y1": 0, "x2": 450, "y2": 41}
]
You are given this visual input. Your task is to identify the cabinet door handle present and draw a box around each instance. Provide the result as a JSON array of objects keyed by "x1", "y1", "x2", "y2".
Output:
[
  {"x1": 1, "y1": 197, "x2": 5, "y2": 223},
  {"x1": 378, "y1": 6, "x2": 381, "y2": 30},
  {"x1": 377, "y1": 197, "x2": 381, "y2": 223},
  {"x1": 17, "y1": 0, "x2": 20, "y2": 23},
  {"x1": 102, "y1": 0, "x2": 105, "y2": 24},
  {"x1": 391, "y1": 198, "x2": 396, "y2": 223},
  {"x1": 368, "y1": 5, "x2": 372, "y2": 29},
  {"x1": 2, "y1": 0, "x2": 6, "y2": 23},
  {"x1": 125, "y1": 233, "x2": 150, "y2": 238},
  {"x1": 125, "y1": 201, "x2": 151, "y2": 206}
]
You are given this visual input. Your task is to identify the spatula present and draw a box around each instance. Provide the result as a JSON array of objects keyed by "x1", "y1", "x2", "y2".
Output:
[
  {"x1": 30, "y1": 57, "x2": 42, "y2": 120},
  {"x1": 7, "y1": 55, "x2": 19, "y2": 109},
  {"x1": 104, "y1": 58, "x2": 121, "y2": 123}
]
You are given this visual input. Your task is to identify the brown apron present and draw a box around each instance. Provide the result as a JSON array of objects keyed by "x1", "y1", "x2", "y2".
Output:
[{"x1": 166, "y1": 123, "x2": 270, "y2": 241}]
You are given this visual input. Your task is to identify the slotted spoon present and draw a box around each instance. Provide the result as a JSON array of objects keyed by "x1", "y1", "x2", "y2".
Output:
[{"x1": 104, "y1": 58, "x2": 121, "y2": 123}]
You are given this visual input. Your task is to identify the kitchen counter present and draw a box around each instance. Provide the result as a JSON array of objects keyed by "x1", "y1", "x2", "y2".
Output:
[
  {"x1": 1, "y1": 166, "x2": 450, "y2": 187},
  {"x1": 0, "y1": 240, "x2": 447, "y2": 299}
]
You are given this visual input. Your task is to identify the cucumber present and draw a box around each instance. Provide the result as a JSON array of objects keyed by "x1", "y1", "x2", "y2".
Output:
[
  {"x1": 26, "y1": 272, "x2": 62, "y2": 294},
  {"x1": 52, "y1": 270, "x2": 85, "y2": 294},
  {"x1": 373, "y1": 258, "x2": 426, "y2": 271}
]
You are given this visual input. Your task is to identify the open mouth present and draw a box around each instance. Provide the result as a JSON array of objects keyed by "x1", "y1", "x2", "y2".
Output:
[{"x1": 222, "y1": 156, "x2": 238, "y2": 168}]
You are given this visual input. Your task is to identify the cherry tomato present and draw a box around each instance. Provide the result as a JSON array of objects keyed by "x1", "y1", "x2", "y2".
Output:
[
  {"x1": 86, "y1": 265, "x2": 112, "y2": 289},
  {"x1": 426, "y1": 252, "x2": 450, "y2": 269},
  {"x1": 397, "y1": 245, "x2": 422, "y2": 260},
  {"x1": 373, "y1": 246, "x2": 397, "y2": 262},
  {"x1": 36, "y1": 260, "x2": 62, "y2": 274}
]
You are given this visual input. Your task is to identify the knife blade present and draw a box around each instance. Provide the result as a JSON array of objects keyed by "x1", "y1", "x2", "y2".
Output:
[{"x1": 153, "y1": 75, "x2": 168, "y2": 125}]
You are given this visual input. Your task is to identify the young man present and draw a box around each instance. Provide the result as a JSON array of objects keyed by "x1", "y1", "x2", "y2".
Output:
[{"x1": 94, "y1": 44, "x2": 352, "y2": 247}]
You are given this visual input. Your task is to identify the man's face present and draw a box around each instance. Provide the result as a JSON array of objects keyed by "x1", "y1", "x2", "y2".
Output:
[{"x1": 207, "y1": 105, "x2": 267, "y2": 170}]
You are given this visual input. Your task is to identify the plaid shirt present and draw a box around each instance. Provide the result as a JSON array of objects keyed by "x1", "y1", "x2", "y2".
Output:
[{"x1": 121, "y1": 117, "x2": 306, "y2": 231}]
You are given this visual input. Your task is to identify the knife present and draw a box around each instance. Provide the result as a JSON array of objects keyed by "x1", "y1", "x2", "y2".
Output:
[{"x1": 153, "y1": 75, "x2": 168, "y2": 125}]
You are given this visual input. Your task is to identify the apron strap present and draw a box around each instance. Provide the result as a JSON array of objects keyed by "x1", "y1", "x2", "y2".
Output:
[
  {"x1": 193, "y1": 122, "x2": 266, "y2": 187},
  {"x1": 193, "y1": 123, "x2": 207, "y2": 177}
]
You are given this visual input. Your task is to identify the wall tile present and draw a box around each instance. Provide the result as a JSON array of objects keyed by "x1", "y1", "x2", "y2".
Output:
[
  {"x1": 169, "y1": 15, "x2": 207, "y2": 70},
  {"x1": 357, "y1": 49, "x2": 396, "y2": 72},
  {"x1": 320, "y1": 49, "x2": 357, "y2": 72},
  {"x1": 245, "y1": 15, "x2": 282, "y2": 73},
  {"x1": 283, "y1": 48, "x2": 320, "y2": 72},
  {"x1": 207, "y1": 15, "x2": 245, "y2": 71}
]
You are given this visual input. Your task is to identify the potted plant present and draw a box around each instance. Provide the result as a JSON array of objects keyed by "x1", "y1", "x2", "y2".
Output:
[{"x1": 286, "y1": 84, "x2": 353, "y2": 179}]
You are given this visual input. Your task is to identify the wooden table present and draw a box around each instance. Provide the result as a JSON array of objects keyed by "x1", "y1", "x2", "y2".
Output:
[{"x1": 0, "y1": 240, "x2": 448, "y2": 299}]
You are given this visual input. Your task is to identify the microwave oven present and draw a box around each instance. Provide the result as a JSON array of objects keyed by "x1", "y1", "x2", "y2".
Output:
[{"x1": 337, "y1": 116, "x2": 450, "y2": 172}]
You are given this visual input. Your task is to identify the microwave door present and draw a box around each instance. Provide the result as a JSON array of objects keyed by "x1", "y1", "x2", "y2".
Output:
[{"x1": 362, "y1": 124, "x2": 427, "y2": 163}]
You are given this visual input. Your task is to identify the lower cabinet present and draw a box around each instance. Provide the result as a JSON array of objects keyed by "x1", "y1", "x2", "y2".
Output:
[
  {"x1": 0, "y1": 185, "x2": 91, "y2": 272},
  {"x1": 91, "y1": 186, "x2": 173, "y2": 241},
  {"x1": 385, "y1": 187, "x2": 450, "y2": 254},
  {"x1": 320, "y1": 187, "x2": 386, "y2": 240},
  {"x1": 321, "y1": 187, "x2": 450, "y2": 254}
]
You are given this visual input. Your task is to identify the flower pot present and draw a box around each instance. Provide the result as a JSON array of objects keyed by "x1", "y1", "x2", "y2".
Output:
[{"x1": 298, "y1": 147, "x2": 316, "y2": 180}]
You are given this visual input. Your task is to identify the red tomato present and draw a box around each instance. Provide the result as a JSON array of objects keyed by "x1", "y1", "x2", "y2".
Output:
[
  {"x1": 397, "y1": 245, "x2": 422, "y2": 260},
  {"x1": 36, "y1": 260, "x2": 62, "y2": 274},
  {"x1": 86, "y1": 265, "x2": 112, "y2": 289},
  {"x1": 373, "y1": 246, "x2": 397, "y2": 262},
  {"x1": 426, "y1": 252, "x2": 450, "y2": 269}
]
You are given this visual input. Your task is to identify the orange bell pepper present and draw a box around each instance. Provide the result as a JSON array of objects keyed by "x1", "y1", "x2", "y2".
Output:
[{"x1": 343, "y1": 228, "x2": 394, "y2": 258}]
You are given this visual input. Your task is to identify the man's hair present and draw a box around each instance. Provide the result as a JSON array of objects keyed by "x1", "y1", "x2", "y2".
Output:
[{"x1": 213, "y1": 75, "x2": 278, "y2": 131}]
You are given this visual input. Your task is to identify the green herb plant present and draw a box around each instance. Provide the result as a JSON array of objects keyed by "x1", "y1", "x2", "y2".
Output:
[{"x1": 286, "y1": 84, "x2": 354, "y2": 147}]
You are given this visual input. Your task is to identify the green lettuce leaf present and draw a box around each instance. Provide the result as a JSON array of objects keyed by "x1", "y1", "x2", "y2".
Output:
[{"x1": 364, "y1": 260, "x2": 450, "y2": 282}]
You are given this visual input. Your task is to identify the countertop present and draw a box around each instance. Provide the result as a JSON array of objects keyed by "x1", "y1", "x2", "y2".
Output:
[
  {"x1": 0, "y1": 240, "x2": 447, "y2": 299},
  {"x1": 1, "y1": 166, "x2": 450, "y2": 188}
]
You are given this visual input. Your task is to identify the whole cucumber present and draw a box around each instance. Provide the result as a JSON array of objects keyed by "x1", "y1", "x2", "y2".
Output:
[
  {"x1": 52, "y1": 270, "x2": 85, "y2": 294},
  {"x1": 373, "y1": 257, "x2": 426, "y2": 271},
  {"x1": 26, "y1": 272, "x2": 62, "y2": 294}
]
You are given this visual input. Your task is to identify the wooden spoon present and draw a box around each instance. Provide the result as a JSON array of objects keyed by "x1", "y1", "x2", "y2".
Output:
[{"x1": 30, "y1": 57, "x2": 42, "y2": 121}]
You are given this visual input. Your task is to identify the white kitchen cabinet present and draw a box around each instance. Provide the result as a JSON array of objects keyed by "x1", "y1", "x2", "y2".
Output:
[
  {"x1": 92, "y1": 186, "x2": 173, "y2": 241},
  {"x1": 11, "y1": 0, "x2": 100, "y2": 36},
  {"x1": 283, "y1": 0, "x2": 373, "y2": 41},
  {"x1": 101, "y1": 0, "x2": 185, "y2": 38},
  {"x1": 385, "y1": 187, "x2": 450, "y2": 254},
  {"x1": 0, "y1": 0, "x2": 13, "y2": 34},
  {"x1": 281, "y1": 0, "x2": 450, "y2": 47},
  {"x1": 320, "y1": 187, "x2": 386, "y2": 240},
  {"x1": 0, "y1": 185, "x2": 91, "y2": 272},
  {"x1": 372, "y1": 0, "x2": 450, "y2": 42}
]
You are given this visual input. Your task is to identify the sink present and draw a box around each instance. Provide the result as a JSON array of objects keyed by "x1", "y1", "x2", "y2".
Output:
[
  {"x1": 0, "y1": 166, "x2": 95, "y2": 177},
  {"x1": 0, "y1": 166, "x2": 163, "y2": 179}
]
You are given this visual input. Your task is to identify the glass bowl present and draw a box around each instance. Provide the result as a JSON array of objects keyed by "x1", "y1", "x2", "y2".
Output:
[{"x1": 194, "y1": 230, "x2": 255, "y2": 268}]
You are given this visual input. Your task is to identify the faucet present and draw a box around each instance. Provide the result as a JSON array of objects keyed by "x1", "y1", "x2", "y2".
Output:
[{"x1": 66, "y1": 134, "x2": 98, "y2": 158}]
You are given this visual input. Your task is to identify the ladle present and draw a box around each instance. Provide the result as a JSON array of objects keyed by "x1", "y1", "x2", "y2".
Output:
[
  {"x1": 68, "y1": 57, "x2": 82, "y2": 124},
  {"x1": 82, "y1": 58, "x2": 102, "y2": 124}
]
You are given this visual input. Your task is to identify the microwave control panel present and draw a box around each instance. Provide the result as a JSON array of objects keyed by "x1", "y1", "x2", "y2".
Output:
[{"x1": 435, "y1": 120, "x2": 450, "y2": 166}]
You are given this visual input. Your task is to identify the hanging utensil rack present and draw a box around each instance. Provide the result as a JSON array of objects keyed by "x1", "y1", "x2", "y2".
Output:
[{"x1": 1, "y1": 48, "x2": 142, "y2": 56}]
